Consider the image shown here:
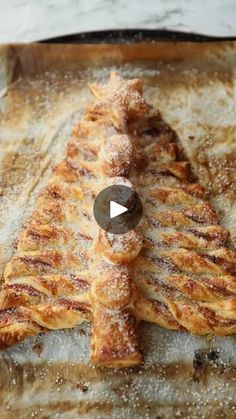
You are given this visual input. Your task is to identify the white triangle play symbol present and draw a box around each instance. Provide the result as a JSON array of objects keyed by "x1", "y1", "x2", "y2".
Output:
[{"x1": 110, "y1": 201, "x2": 128, "y2": 219}]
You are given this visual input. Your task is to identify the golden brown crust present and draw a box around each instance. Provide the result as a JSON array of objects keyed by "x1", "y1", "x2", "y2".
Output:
[
  {"x1": 91, "y1": 305, "x2": 142, "y2": 368},
  {"x1": 90, "y1": 265, "x2": 135, "y2": 310},
  {"x1": 1, "y1": 72, "x2": 236, "y2": 367},
  {"x1": 95, "y1": 229, "x2": 143, "y2": 264}
]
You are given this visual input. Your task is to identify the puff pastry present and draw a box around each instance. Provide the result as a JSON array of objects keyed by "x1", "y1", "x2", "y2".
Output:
[{"x1": 0, "y1": 72, "x2": 236, "y2": 368}]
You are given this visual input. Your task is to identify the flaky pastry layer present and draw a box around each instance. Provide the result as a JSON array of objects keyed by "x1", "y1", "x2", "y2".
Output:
[{"x1": 0, "y1": 73, "x2": 236, "y2": 368}]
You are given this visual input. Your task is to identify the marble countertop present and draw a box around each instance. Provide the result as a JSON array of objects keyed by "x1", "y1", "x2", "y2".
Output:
[{"x1": 0, "y1": 0, "x2": 236, "y2": 43}]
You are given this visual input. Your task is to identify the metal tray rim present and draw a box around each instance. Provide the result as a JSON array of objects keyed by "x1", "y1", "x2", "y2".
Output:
[{"x1": 40, "y1": 28, "x2": 236, "y2": 44}]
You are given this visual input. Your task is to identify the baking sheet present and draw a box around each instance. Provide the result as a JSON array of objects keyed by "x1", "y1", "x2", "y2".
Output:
[{"x1": 0, "y1": 42, "x2": 236, "y2": 418}]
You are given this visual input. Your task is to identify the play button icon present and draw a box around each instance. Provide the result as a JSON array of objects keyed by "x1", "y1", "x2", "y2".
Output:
[
  {"x1": 110, "y1": 201, "x2": 128, "y2": 219},
  {"x1": 93, "y1": 184, "x2": 143, "y2": 234}
]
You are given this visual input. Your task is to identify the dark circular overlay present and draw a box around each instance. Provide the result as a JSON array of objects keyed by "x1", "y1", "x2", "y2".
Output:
[{"x1": 93, "y1": 185, "x2": 143, "y2": 235}]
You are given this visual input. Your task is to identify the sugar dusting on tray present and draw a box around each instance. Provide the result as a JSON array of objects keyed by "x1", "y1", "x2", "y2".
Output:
[{"x1": 0, "y1": 45, "x2": 236, "y2": 417}]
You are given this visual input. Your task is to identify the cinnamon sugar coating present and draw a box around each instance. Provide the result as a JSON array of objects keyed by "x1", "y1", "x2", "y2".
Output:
[{"x1": 1, "y1": 73, "x2": 236, "y2": 368}]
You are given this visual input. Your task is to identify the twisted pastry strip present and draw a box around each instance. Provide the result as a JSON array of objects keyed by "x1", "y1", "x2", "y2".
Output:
[
  {"x1": 0, "y1": 307, "x2": 43, "y2": 350},
  {"x1": 0, "y1": 271, "x2": 91, "y2": 349}
]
